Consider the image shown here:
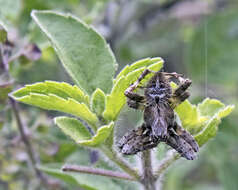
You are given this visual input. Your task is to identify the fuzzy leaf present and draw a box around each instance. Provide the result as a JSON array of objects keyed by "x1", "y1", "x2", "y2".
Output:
[
  {"x1": 195, "y1": 104, "x2": 234, "y2": 146},
  {"x1": 55, "y1": 116, "x2": 114, "y2": 147},
  {"x1": 195, "y1": 117, "x2": 220, "y2": 147},
  {"x1": 79, "y1": 122, "x2": 114, "y2": 147},
  {"x1": 38, "y1": 164, "x2": 122, "y2": 190},
  {"x1": 217, "y1": 105, "x2": 235, "y2": 118},
  {"x1": 11, "y1": 82, "x2": 97, "y2": 125},
  {"x1": 31, "y1": 10, "x2": 116, "y2": 95},
  {"x1": 91, "y1": 88, "x2": 106, "y2": 116},
  {"x1": 54, "y1": 116, "x2": 91, "y2": 143},
  {"x1": 114, "y1": 57, "x2": 163, "y2": 82},
  {"x1": 175, "y1": 97, "x2": 234, "y2": 146},
  {"x1": 103, "y1": 58, "x2": 163, "y2": 121},
  {"x1": 175, "y1": 100, "x2": 208, "y2": 133},
  {"x1": 198, "y1": 98, "x2": 225, "y2": 117},
  {"x1": 12, "y1": 81, "x2": 89, "y2": 105}
]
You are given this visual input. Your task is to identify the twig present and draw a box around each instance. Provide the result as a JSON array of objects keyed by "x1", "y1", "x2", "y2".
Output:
[
  {"x1": 0, "y1": 44, "x2": 8, "y2": 71},
  {"x1": 141, "y1": 150, "x2": 156, "y2": 190},
  {"x1": 154, "y1": 150, "x2": 180, "y2": 179},
  {"x1": 7, "y1": 50, "x2": 23, "y2": 63},
  {"x1": 62, "y1": 164, "x2": 135, "y2": 181},
  {"x1": 100, "y1": 145, "x2": 140, "y2": 181},
  {"x1": 9, "y1": 97, "x2": 46, "y2": 184}
]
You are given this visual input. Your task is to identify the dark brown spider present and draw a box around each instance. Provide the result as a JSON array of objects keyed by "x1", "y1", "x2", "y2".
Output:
[{"x1": 117, "y1": 69, "x2": 199, "y2": 160}]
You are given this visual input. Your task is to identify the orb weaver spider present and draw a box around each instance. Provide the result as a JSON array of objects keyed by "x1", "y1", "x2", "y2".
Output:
[{"x1": 118, "y1": 69, "x2": 199, "y2": 160}]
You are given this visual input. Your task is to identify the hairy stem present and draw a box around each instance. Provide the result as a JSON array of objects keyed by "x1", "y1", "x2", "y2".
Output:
[
  {"x1": 9, "y1": 98, "x2": 46, "y2": 185},
  {"x1": 155, "y1": 150, "x2": 180, "y2": 179},
  {"x1": 62, "y1": 164, "x2": 135, "y2": 181},
  {"x1": 141, "y1": 150, "x2": 156, "y2": 190},
  {"x1": 100, "y1": 145, "x2": 140, "y2": 180}
]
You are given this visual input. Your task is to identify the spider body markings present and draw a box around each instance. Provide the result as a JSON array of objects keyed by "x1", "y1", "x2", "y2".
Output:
[{"x1": 118, "y1": 69, "x2": 199, "y2": 160}]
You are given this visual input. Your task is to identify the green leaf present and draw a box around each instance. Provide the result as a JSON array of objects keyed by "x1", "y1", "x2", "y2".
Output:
[
  {"x1": 31, "y1": 10, "x2": 116, "y2": 95},
  {"x1": 37, "y1": 164, "x2": 122, "y2": 190},
  {"x1": 195, "y1": 104, "x2": 235, "y2": 146},
  {"x1": 0, "y1": 21, "x2": 7, "y2": 42},
  {"x1": 103, "y1": 57, "x2": 163, "y2": 121},
  {"x1": 54, "y1": 116, "x2": 91, "y2": 143},
  {"x1": 217, "y1": 105, "x2": 235, "y2": 119},
  {"x1": 13, "y1": 81, "x2": 89, "y2": 105},
  {"x1": 195, "y1": 117, "x2": 220, "y2": 147},
  {"x1": 55, "y1": 116, "x2": 114, "y2": 147},
  {"x1": 175, "y1": 97, "x2": 235, "y2": 146},
  {"x1": 175, "y1": 100, "x2": 208, "y2": 133},
  {"x1": 114, "y1": 57, "x2": 163, "y2": 83},
  {"x1": 79, "y1": 122, "x2": 114, "y2": 147},
  {"x1": 11, "y1": 81, "x2": 98, "y2": 125},
  {"x1": 198, "y1": 98, "x2": 225, "y2": 117},
  {"x1": 91, "y1": 88, "x2": 106, "y2": 116}
]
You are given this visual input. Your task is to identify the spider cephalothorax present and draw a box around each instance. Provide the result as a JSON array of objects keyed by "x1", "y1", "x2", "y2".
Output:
[{"x1": 118, "y1": 69, "x2": 199, "y2": 160}]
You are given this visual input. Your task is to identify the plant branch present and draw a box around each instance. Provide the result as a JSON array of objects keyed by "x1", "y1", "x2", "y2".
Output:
[
  {"x1": 62, "y1": 164, "x2": 135, "y2": 181},
  {"x1": 154, "y1": 150, "x2": 180, "y2": 179},
  {"x1": 100, "y1": 145, "x2": 140, "y2": 181},
  {"x1": 0, "y1": 44, "x2": 8, "y2": 72},
  {"x1": 9, "y1": 97, "x2": 46, "y2": 184},
  {"x1": 7, "y1": 50, "x2": 23, "y2": 63},
  {"x1": 141, "y1": 150, "x2": 156, "y2": 190}
]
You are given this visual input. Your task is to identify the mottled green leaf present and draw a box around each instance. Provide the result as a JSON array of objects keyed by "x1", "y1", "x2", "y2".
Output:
[
  {"x1": 11, "y1": 82, "x2": 98, "y2": 125},
  {"x1": 38, "y1": 164, "x2": 122, "y2": 190},
  {"x1": 103, "y1": 57, "x2": 163, "y2": 121},
  {"x1": 91, "y1": 88, "x2": 106, "y2": 116},
  {"x1": 31, "y1": 10, "x2": 116, "y2": 95}
]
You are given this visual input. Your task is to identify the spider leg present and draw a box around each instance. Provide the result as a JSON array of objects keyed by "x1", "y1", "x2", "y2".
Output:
[
  {"x1": 127, "y1": 99, "x2": 145, "y2": 110},
  {"x1": 118, "y1": 123, "x2": 159, "y2": 155},
  {"x1": 174, "y1": 78, "x2": 192, "y2": 97},
  {"x1": 124, "y1": 69, "x2": 153, "y2": 110},
  {"x1": 162, "y1": 72, "x2": 183, "y2": 79},
  {"x1": 164, "y1": 129, "x2": 197, "y2": 160},
  {"x1": 173, "y1": 122, "x2": 199, "y2": 152},
  {"x1": 169, "y1": 77, "x2": 192, "y2": 109},
  {"x1": 124, "y1": 69, "x2": 153, "y2": 100}
]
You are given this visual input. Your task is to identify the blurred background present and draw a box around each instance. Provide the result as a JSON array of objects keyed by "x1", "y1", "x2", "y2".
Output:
[{"x1": 0, "y1": 0, "x2": 238, "y2": 190}]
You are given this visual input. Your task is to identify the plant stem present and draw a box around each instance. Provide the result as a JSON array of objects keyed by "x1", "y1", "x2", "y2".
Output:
[
  {"x1": 62, "y1": 164, "x2": 135, "y2": 181},
  {"x1": 141, "y1": 150, "x2": 156, "y2": 190},
  {"x1": 100, "y1": 145, "x2": 140, "y2": 181},
  {"x1": 9, "y1": 97, "x2": 46, "y2": 184},
  {"x1": 154, "y1": 150, "x2": 180, "y2": 179},
  {"x1": 1, "y1": 42, "x2": 49, "y2": 187},
  {"x1": 0, "y1": 44, "x2": 8, "y2": 72}
]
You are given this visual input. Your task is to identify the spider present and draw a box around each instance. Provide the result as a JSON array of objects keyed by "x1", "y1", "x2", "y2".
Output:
[{"x1": 117, "y1": 69, "x2": 199, "y2": 160}]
